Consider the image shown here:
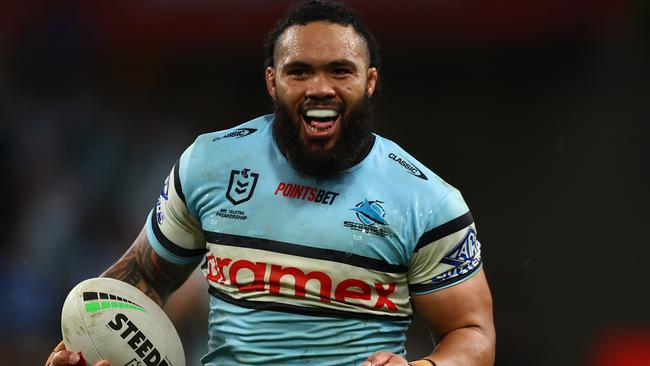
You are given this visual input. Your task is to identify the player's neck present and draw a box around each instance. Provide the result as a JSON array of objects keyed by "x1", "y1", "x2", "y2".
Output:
[{"x1": 350, "y1": 133, "x2": 375, "y2": 167}]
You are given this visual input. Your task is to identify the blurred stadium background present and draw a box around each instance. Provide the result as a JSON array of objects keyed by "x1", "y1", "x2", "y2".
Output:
[{"x1": 2, "y1": 0, "x2": 650, "y2": 365}]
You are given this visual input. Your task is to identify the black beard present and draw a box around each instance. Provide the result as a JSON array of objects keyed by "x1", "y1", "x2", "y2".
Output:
[{"x1": 272, "y1": 95, "x2": 374, "y2": 180}]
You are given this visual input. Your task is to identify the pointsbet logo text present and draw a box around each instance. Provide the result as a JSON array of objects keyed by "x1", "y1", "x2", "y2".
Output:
[{"x1": 274, "y1": 182, "x2": 339, "y2": 205}]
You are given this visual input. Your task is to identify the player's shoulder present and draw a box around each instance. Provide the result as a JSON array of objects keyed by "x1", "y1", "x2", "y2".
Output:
[
  {"x1": 373, "y1": 135, "x2": 470, "y2": 236},
  {"x1": 183, "y1": 115, "x2": 272, "y2": 162},
  {"x1": 373, "y1": 134, "x2": 457, "y2": 197},
  {"x1": 193, "y1": 114, "x2": 272, "y2": 148},
  {"x1": 176, "y1": 115, "x2": 271, "y2": 184}
]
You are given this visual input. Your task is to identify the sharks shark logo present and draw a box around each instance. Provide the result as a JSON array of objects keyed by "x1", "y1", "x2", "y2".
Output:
[
  {"x1": 343, "y1": 199, "x2": 390, "y2": 237},
  {"x1": 351, "y1": 199, "x2": 388, "y2": 225}
]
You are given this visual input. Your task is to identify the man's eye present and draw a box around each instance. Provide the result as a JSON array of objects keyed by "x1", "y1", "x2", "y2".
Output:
[
  {"x1": 289, "y1": 69, "x2": 309, "y2": 77},
  {"x1": 332, "y1": 68, "x2": 351, "y2": 76}
]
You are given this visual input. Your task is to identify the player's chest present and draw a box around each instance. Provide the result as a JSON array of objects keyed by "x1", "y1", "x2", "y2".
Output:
[{"x1": 193, "y1": 164, "x2": 411, "y2": 264}]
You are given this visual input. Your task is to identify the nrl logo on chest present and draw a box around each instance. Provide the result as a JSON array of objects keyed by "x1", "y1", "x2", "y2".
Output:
[
  {"x1": 218, "y1": 168, "x2": 260, "y2": 221},
  {"x1": 226, "y1": 168, "x2": 259, "y2": 205}
]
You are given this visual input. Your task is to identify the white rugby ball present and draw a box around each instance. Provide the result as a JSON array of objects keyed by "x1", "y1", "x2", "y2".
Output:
[{"x1": 61, "y1": 277, "x2": 185, "y2": 366}]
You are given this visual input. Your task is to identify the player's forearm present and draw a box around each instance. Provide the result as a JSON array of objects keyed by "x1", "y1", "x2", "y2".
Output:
[
  {"x1": 101, "y1": 247, "x2": 165, "y2": 306},
  {"x1": 423, "y1": 325, "x2": 495, "y2": 366},
  {"x1": 101, "y1": 225, "x2": 195, "y2": 307}
]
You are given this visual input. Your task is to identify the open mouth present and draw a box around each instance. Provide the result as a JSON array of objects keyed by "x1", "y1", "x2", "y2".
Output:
[{"x1": 301, "y1": 109, "x2": 340, "y2": 138}]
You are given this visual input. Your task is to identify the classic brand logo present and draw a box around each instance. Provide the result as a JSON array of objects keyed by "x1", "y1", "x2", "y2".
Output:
[
  {"x1": 343, "y1": 199, "x2": 390, "y2": 237},
  {"x1": 204, "y1": 254, "x2": 399, "y2": 312},
  {"x1": 226, "y1": 169, "x2": 259, "y2": 205},
  {"x1": 212, "y1": 128, "x2": 257, "y2": 141},
  {"x1": 388, "y1": 153, "x2": 428, "y2": 180}
]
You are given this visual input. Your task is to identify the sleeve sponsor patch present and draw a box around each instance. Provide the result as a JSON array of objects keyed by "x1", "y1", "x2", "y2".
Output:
[
  {"x1": 431, "y1": 227, "x2": 481, "y2": 285},
  {"x1": 408, "y1": 222, "x2": 482, "y2": 295},
  {"x1": 155, "y1": 176, "x2": 170, "y2": 225},
  {"x1": 146, "y1": 164, "x2": 206, "y2": 265}
]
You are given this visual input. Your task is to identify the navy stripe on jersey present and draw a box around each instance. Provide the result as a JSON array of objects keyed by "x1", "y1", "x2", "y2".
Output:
[
  {"x1": 150, "y1": 210, "x2": 206, "y2": 258},
  {"x1": 173, "y1": 160, "x2": 186, "y2": 203},
  {"x1": 414, "y1": 212, "x2": 474, "y2": 252},
  {"x1": 208, "y1": 286, "x2": 409, "y2": 321},
  {"x1": 408, "y1": 263, "x2": 481, "y2": 293},
  {"x1": 204, "y1": 231, "x2": 407, "y2": 273}
]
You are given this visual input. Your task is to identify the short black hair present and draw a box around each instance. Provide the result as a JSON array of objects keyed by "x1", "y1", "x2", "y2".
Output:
[{"x1": 263, "y1": 0, "x2": 381, "y2": 72}]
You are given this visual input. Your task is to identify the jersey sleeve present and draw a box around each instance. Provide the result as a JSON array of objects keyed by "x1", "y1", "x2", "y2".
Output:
[
  {"x1": 145, "y1": 148, "x2": 206, "y2": 265},
  {"x1": 407, "y1": 189, "x2": 482, "y2": 295}
]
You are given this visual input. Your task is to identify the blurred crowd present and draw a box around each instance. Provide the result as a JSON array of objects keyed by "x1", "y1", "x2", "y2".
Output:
[{"x1": 2, "y1": 77, "x2": 209, "y2": 364}]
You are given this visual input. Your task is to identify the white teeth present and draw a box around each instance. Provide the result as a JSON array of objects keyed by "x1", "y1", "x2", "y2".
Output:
[{"x1": 305, "y1": 109, "x2": 338, "y2": 118}]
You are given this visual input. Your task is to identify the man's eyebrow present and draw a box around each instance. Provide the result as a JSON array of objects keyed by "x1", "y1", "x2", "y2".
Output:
[
  {"x1": 328, "y1": 59, "x2": 357, "y2": 69},
  {"x1": 282, "y1": 59, "x2": 359, "y2": 70},
  {"x1": 283, "y1": 61, "x2": 312, "y2": 69}
]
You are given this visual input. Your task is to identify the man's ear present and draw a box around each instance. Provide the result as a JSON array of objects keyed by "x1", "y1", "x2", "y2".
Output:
[
  {"x1": 265, "y1": 67, "x2": 276, "y2": 100},
  {"x1": 367, "y1": 67, "x2": 378, "y2": 97}
]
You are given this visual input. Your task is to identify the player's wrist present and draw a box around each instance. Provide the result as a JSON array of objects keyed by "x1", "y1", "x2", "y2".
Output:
[{"x1": 409, "y1": 359, "x2": 437, "y2": 366}]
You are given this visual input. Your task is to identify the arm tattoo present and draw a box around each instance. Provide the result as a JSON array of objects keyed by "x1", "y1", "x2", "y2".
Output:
[{"x1": 101, "y1": 227, "x2": 197, "y2": 306}]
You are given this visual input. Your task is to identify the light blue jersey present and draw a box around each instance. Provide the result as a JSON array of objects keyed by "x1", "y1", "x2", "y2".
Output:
[{"x1": 147, "y1": 115, "x2": 482, "y2": 365}]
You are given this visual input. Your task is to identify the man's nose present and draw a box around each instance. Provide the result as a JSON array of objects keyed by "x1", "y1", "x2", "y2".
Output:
[{"x1": 305, "y1": 73, "x2": 335, "y2": 99}]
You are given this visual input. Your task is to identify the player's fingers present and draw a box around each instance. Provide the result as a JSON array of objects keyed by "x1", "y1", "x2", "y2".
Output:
[
  {"x1": 381, "y1": 355, "x2": 409, "y2": 366},
  {"x1": 45, "y1": 341, "x2": 66, "y2": 366},
  {"x1": 362, "y1": 351, "x2": 394, "y2": 366},
  {"x1": 46, "y1": 342, "x2": 72, "y2": 366},
  {"x1": 53, "y1": 341, "x2": 67, "y2": 353},
  {"x1": 48, "y1": 350, "x2": 82, "y2": 366},
  {"x1": 94, "y1": 361, "x2": 111, "y2": 366}
]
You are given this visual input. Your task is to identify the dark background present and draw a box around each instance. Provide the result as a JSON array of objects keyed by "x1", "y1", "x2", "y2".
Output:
[{"x1": 2, "y1": 1, "x2": 649, "y2": 365}]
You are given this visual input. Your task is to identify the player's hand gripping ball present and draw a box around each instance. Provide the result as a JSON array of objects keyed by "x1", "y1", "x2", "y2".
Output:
[{"x1": 61, "y1": 277, "x2": 185, "y2": 366}]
